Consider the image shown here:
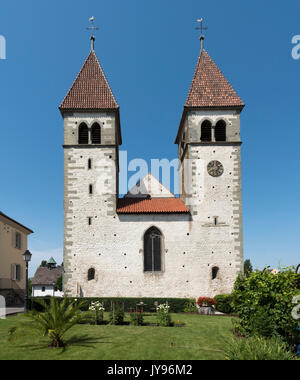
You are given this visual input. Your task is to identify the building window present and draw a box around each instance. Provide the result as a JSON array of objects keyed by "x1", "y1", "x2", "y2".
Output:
[
  {"x1": 144, "y1": 227, "x2": 162, "y2": 272},
  {"x1": 42, "y1": 286, "x2": 45, "y2": 292},
  {"x1": 15, "y1": 232, "x2": 22, "y2": 249},
  {"x1": 215, "y1": 120, "x2": 226, "y2": 141},
  {"x1": 88, "y1": 159, "x2": 92, "y2": 169},
  {"x1": 88, "y1": 268, "x2": 95, "y2": 281},
  {"x1": 91, "y1": 123, "x2": 101, "y2": 144},
  {"x1": 212, "y1": 266, "x2": 219, "y2": 280},
  {"x1": 78, "y1": 123, "x2": 89, "y2": 144},
  {"x1": 89, "y1": 184, "x2": 93, "y2": 195},
  {"x1": 201, "y1": 120, "x2": 212, "y2": 142},
  {"x1": 88, "y1": 217, "x2": 92, "y2": 226}
]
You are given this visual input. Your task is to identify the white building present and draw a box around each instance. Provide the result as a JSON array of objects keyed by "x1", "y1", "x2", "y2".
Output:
[
  {"x1": 31, "y1": 258, "x2": 64, "y2": 297},
  {"x1": 59, "y1": 34, "x2": 244, "y2": 299}
]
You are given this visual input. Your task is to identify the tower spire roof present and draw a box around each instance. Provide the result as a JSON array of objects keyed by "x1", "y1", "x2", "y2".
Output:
[
  {"x1": 59, "y1": 50, "x2": 119, "y2": 110},
  {"x1": 185, "y1": 50, "x2": 244, "y2": 108}
]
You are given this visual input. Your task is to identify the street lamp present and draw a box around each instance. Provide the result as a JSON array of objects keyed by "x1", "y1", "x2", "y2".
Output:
[{"x1": 22, "y1": 250, "x2": 32, "y2": 313}]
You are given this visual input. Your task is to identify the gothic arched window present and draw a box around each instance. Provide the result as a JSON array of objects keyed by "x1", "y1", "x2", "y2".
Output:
[
  {"x1": 212, "y1": 266, "x2": 219, "y2": 280},
  {"x1": 215, "y1": 120, "x2": 226, "y2": 141},
  {"x1": 144, "y1": 227, "x2": 162, "y2": 272},
  {"x1": 91, "y1": 123, "x2": 101, "y2": 144},
  {"x1": 88, "y1": 268, "x2": 95, "y2": 281},
  {"x1": 78, "y1": 123, "x2": 89, "y2": 144},
  {"x1": 201, "y1": 120, "x2": 212, "y2": 142}
]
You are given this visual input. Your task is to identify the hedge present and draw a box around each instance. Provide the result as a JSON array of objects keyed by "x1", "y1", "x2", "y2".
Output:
[
  {"x1": 28, "y1": 297, "x2": 194, "y2": 313},
  {"x1": 214, "y1": 294, "x2": 234, "y2": 314}
]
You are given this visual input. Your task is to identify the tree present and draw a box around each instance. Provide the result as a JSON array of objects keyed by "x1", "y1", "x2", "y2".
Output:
[
  {"x1": 244, "y1": 259, "x2": 253, "y2": 277},
  {"x1": 40, "y1": 260, "x2": 47, "y2": 267},
  {"x1": 56, "y1": 275, "x2": 63, "y2": 292},
  {"x1": 9, "y1": 298, "x2": 85, "y2": 348}
]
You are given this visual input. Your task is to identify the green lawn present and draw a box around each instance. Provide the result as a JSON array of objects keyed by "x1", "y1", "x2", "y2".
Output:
[{"x1": 0, "y1": 313, "x2": 235, "y2": 360}]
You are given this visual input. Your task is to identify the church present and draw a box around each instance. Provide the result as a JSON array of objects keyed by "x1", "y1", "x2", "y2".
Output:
[{"x1": 59, "y1": 30, "x2": 244, "y2": 299}]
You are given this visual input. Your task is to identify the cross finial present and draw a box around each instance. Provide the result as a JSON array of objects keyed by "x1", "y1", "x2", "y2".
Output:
[
  {"x1": 86, "y1": 17, "x2": 99, "y2": 51},
  {"x1": 196, "y1": 18, "x2": 208, "y2": 51}
]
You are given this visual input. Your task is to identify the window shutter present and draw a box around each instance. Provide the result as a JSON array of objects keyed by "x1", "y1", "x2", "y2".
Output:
[
  {"x1": 11, "y1": 264, "x2": 17, "y2": 281},
  {"x1": 11, "y1": 230, "x2": 15, "y2": 248},
  {"x1": 19, "y1": 234, "x2": 22, "y2": 250}
]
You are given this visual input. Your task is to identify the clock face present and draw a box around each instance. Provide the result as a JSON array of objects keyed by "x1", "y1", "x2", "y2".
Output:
[{"x1": 207, "y1": 161, "x2": 224, "y2": 177}]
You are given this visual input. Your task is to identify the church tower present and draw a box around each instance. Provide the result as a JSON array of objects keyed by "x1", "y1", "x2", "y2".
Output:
[
  {"x1": 59, "y1": 36, "x2": 122, "y2": 296},
  {"x1": 175, "y1": 35, "x2": 245, "y2": 291}
]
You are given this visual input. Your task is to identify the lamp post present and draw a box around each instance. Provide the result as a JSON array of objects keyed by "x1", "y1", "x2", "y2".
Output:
[{"x1": 22, "y1": 250, "x2": 32, "y2": 313}]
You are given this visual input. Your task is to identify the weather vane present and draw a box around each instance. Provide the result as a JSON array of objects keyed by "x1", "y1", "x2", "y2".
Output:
[
  {"x1": 86, "y1": 17, "x2": 99, "y2": 50},
  {"x1": 196, "y1": 18, "x2": 208, "y2": 51}
]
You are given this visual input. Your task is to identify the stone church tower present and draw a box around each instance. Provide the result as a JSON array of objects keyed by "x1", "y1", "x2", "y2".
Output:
[{"x1": 59, "y1": 34, "x2": 244, "y2": 299}]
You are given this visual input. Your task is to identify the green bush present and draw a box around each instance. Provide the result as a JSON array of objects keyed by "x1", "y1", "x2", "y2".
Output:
[
  {"x1": 232, "y1": 267, "x2": 300, "y2": 347},
  {"x1": 109, "y1": 302, "x2": 124, "y2": 325},
  {"x1": 129, "y1": 311, "x2": 144, "y2": 326},
  {"x1": 214, "y1": 294, "x2": 234, "y2": 314},
  {"x1": 183, "y1": 301, "x2": 198, "y2": 313},
  {"x1": 224, "y1": 336, "x2": 298, "y2": 361},
  {"x1": 29, "y1": 297, "x2": 192, "y2": 313},
  {"x1": 156, "y1": 303, "x2": 172, "y2": 327}
]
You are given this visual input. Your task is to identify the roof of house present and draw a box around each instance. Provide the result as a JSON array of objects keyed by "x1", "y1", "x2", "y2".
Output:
[
  {"x1": 0, "y1": 211, "x2": 33, "y2": 234},
  {"x1": 175, "y1": 49, "x2": 244, "y2": 143},
  {"x1": 117, "y1": 197, "x2": 190, "y2": 214},
  {"x1": 59, "y1": 50, "x2": 119, "y2": 110},
  {"x1": 32, "y1": 266, "x2": 63, "y2": 286},
  {"x1": 185, "y1": 50, "x2": 244, "y2": 109}
]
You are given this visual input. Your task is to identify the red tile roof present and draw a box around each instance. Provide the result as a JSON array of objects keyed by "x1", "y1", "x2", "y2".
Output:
[
  {"x1": 117, "y1": 198, "x2": 190, "y2": 214},
  {"x1": 175, "y1": 49, "x2": 244, "y2": 144},
  {"x1": 185, "y1": 50, "x2": 244, "y2": 108},
  {"x1": 185, "y1": 50, "x2": 244, "y2": 107},
  {"x1": 59, "y1": 50, "x2": 119, "y2": 110}
]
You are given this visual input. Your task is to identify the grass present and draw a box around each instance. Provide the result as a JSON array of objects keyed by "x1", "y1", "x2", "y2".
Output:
[{"x1": 0, "y1": 312, "x2": 235, "y2": 360}]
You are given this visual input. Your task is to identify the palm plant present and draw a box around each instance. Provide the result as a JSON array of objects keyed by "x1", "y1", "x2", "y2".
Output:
[{"x1": 9, "y1": 298, "x2": 86, "y2": 348}]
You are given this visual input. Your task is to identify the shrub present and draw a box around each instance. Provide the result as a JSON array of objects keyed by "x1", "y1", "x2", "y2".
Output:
[
  {"x1": 232, "y1": 267, "x2": 300, "y2": 347},
  {"x1": 89, "y1": 301, "x2": 105, "y2": 325},
  {"x1": 224, "y1": 336, "x2": 298, "y2": 361},
  {"x1": 214, "y1": 294, "x2": 234, "y2": 314},
  {"x1": 129, "y1": 310, "x2": 144, "y2": 326},
  {"x1": 156, "y1": 303, "x2": 172, "y2": 327},
  {"x1": 109, "y1": 301, "x2": 124, "y2": 325},
  {"x1": 9, "y1": 298, "x2": 85, "y2": 348},
  {"x1": 29, "y1": 297, "x2": 192, "y2": 313},
  {"x1": 183, "y1": 301, "x2": 198, "y2": 313}
]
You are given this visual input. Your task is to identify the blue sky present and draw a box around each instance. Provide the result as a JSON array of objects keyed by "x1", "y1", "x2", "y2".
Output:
[{"x1": 0, "y1": 0, "x2": 299, "y2": 276}]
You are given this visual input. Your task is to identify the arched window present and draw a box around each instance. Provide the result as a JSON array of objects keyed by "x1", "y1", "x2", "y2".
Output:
[
  {"x1": 212, "y1": 266, "x2": 219, "y2": 280},
  {"x1": 78, "y1": 123, "x2": 89, "y2": 144},
  {"x1": 91, "y1": 123, "x2": 101, "y2": 144},
  {"x1": 88, "y1": 268, "x2": 95, "y2": 281},
  {"x1": 201, "y1": 120, "x2": 212, "y2": 142},
  {"x1": 215, "y1": 120, "x2": 226, "y2": 141},
  {"x1": 144, "y1": 227, "x2": 162, "y2": 272}
]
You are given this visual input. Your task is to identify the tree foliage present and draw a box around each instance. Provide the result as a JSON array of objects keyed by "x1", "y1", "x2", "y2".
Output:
[{"x1": 232, "y1": 267, "x2": 300, "y2": 347}]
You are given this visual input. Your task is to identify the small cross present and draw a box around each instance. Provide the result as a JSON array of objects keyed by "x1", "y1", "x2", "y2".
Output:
[
  {"x1": 196, "y1": 18, "x2": 208, "y2": 51},
  {"x1": 196, "y1": 18, "x2": 208, "y2": 36},
  {"x1": 86, "y1": 17, "x2": 99, "y2": 50}
]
